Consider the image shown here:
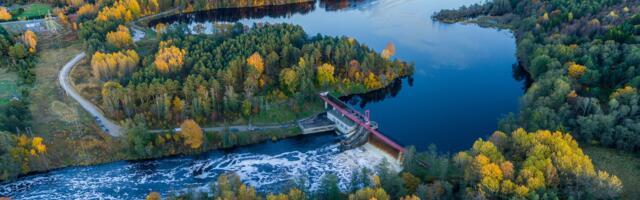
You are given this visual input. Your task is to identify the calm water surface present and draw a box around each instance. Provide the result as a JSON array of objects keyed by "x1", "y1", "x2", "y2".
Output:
[{"x1": 1, "y1": 0, "x2": 521, "y2": 198}]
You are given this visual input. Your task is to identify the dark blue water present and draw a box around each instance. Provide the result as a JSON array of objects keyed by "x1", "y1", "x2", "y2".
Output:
[{"x1": 1, "y1": 0, "x2": 520, "y2": 198}]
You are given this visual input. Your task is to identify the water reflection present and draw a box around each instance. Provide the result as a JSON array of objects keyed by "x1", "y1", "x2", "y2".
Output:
[
  {"x1": 149, "y1": 0, "x2": 383, "y2": 26},
  {"x1": 319, "y1": 0, "x2": 376, "y2": 11},
  {"x1": 150, "y1": 1, "x2": 317, "y2": 26},
  {"x1": 341, "y1": 77, "x2": 407, "y2": 108},
  {"x1": 512, "y1": 63, "x2": 533, "y2": 90}
]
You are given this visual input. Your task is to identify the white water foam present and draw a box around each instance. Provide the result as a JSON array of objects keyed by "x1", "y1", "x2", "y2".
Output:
[{"x1": 1, "y1": 143, "x2": 393, "y2": 199}]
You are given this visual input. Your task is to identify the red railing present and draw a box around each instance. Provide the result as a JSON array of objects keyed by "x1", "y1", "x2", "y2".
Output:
[{"x1": 320, "y1": 94, "x2": 405, "y2": 153}]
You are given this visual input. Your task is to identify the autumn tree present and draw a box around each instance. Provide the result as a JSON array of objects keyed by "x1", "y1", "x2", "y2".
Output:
[
  {"x1": 348, "y1": 187, "x2": 390, "y2": 200},
  {"x1": 0, "y1": 7, "x2": 12, "y2": 21},
  {"x1": 381, "y1": 42, "x2": 396, "y2": 60},
  {"x1": 96, "y1": 0, "x2": 140, "y2": 22},
  {"x1": 247, "y1": 52, "x2": 265, "y2": 74},
  {"x1": 364, "y1": 72, "x2": 382, "y2": 89},
  {"x1": 247, "y1": 52, "x2": 266, "y2": 88},
  {"x1": 567, "y1": 62, "x2": 586, "y2": 79},
  {"x1": 56, "y1": 10, "x2": 70, "y2": 27},
  {"x1": 91, "y1": 50, "x2": 140, "y2": 81},
  {"x1": 77, "y1": 4, "x2": 98, "y2": 20},
  {"x1": 279, "y1": 68, "x2": 298, "y2": 94},
  {"x1": 146, "y1": 192, "x2": 161, "y2": 200},
  {"x1": 155, "y1": 23, "x2": 166, "y2": 35},
  {"x1": 317, "y1": 63, "x2": 335, "y2": 86},
  {"x1": 179, "y1": 119, "x2": 203, "y2": 149},
  {"x1": 106, "y1": 25, "x2": 134, "y2": 49},
  {"x1": 457, "y1": 128, "x2": 623, "y2": 199},
  {"x1": 21, "y1": 31, "x2": 37, "y2": 54},
  {"x1": 154, "y1": 41, "x2": 186, "y2": 73},
  {"x1": 9, "y1": 135, "x2": 47, "y2": 174}
]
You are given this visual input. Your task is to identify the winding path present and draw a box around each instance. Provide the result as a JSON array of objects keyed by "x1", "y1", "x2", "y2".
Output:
[{"x1": 59, "y1": 53, "x2": 123, "y2": 137}]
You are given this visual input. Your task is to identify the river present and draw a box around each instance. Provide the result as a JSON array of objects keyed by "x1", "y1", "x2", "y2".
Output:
[{"x1": 1, "y1": 0, "x2": 520, "y2": 198}]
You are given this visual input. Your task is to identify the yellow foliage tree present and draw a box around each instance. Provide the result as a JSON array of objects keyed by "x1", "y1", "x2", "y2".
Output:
[
  {"x1": 0, "y1": 7, "x2": 12, "y2": 21},
  {"x1": 364, "y1": 72, "x2": 382, "y2": 89},
  {"x1": 91, "y1": 50, "x2": 140, "y2": 80},
  {"x1": 106, "y1": 25, "x2": 134, "y2": 49},
  {"x1": 155, "y1": 23, "x2": 167, "y2": 35},
  {"x1": 96, "y1": 0, "x2": 140, "y2": 22},
  {"x1": 31, "y1": 137, "x2": 46, "y2": 154},
  {"x1": 279, "y1": 68, "x2": 298, "y2": 93},
  {"x1": 567, "y1": 62, "x2": 586, "y2": 78},
  {"x1": 610, "y1": 86, "x2": 636, "y2": 99},
  {"x1": 317, "y1": 63, "x2": 335, "y2": 86},
  {"x1": 348, "y1": 187, "x2": 389, "y2": 200},
  {"x1": 461, "y1": 128, "x2": 623, "y2": 199},
  {"x1": 56, "y1": 10, "x2": 69, "y2": 27},
  {"x1": 22, "y1": 30, "x2": 38, "y2": 54},
  {"x1": 179, "y1": 119, "x2": 204, "y2": 149},
  {"x1": 154, "y1": 42, "x2": 186, "y2": 73},
  {"x1": 77, "y1": 4, "x2": 98, "y2": 18}
]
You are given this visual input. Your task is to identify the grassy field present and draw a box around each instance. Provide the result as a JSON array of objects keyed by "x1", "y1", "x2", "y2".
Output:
[
  {"x1": 583, "y1": 145, "x2": 640, "y2": 199},
  {"x1": 0, "y1": 69, "x2": 19, "y2": 105},
  {"x1": 13, "y1": 3, "x2": 52, "y2": 20}
]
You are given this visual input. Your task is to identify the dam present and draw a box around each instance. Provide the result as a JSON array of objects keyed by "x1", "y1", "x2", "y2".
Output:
[{"x1": 299, "y1": 92, "x2": 406, "y2": 168}]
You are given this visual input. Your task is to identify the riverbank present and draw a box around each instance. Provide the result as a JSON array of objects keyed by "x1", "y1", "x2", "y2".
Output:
[{"x1": 133, "y1": 0, "x2": 315, "y2": 28}]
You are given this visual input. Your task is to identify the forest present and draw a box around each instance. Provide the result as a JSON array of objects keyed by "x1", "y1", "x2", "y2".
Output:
[
  {"x1": 84, "y1": 22, "x2": 412, "y2": 128},
  {"x1": 435, "y1": 0, "x2": 640, "y2": 152}
]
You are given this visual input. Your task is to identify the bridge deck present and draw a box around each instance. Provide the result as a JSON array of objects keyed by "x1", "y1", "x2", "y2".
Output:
[{"x1": 320, "y1": 93, "x2": 404, "y2": 153}]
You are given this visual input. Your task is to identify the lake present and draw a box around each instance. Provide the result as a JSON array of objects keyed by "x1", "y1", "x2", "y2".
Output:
[{"x1": 1, "y1": 0, "x2": 521, "y2": 198}]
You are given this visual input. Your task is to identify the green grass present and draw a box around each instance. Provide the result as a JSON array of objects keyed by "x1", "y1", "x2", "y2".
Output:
[
  {"x1": 252, "y1": 99, "x2": 325, "y2": 124},
  {"x1": 0, "y1": 69, "x2": 19, "y2": 105},
  {"x1": 583, "y1": 145, "x2": 640, "y2": 199},
  {"x1": 14, "y1": 3, "x2": 52, "y2": 20}
]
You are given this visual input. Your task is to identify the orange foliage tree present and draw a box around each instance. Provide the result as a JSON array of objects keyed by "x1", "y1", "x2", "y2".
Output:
[
  {"x1": 21, "y1": 30, "x2": 37, "y2": 54},
  {"x1": 247, "y1": 52, "x2": 265, "y2": 74},
  {"x1": 0, "y1": 7, "x2": 12, "y2": 21},
  {"x1": 145, "y1": 192, "x2": 161, "y2": 200},
  {"x1": 179, "y1": 119, "x2": 204, "y2": 149},
  {"x1": 381, "y1": 42, "x2": 396, "y2": 59}
]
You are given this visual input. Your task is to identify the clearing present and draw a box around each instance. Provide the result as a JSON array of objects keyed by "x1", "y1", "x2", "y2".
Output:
[{"x1": 584, "y1": 145, "x2": 640, "y2": 199}]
